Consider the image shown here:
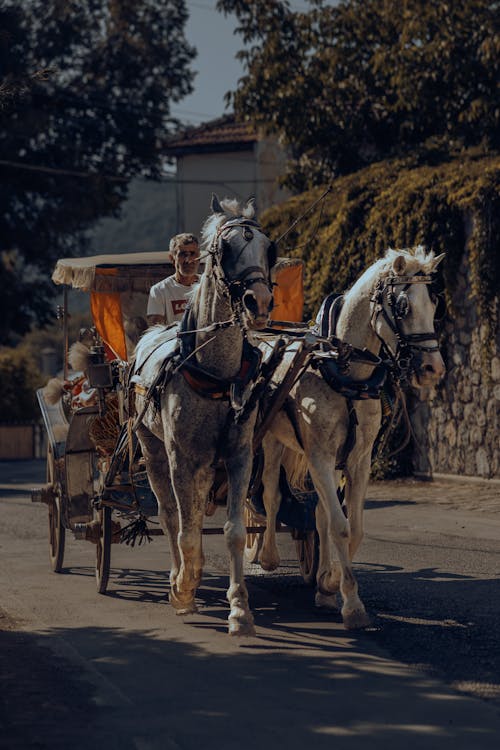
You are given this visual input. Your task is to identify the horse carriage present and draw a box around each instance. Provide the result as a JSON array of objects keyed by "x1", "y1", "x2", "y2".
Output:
[
  {"x1": 32, "y1": 212, "x2": 327, "y2": 597},
  {"x1": 33, "y1": 197, "x2": 445, "y2": 635}
]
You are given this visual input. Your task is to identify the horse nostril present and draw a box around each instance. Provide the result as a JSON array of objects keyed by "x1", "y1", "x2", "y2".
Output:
[{"x1": 242, "y1": 290, "x2": 258, "y2": 316}]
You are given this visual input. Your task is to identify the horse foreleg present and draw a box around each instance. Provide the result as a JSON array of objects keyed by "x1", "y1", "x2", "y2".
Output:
[
  {"x1": 225, "y1": 452, "x2": 255, "y2": 637},
  {"x1": 343, "y1": 455, "x2": 372, "y2": 562},
  {"x1": 169, "y1": 466, "x2": 210, "y2": 615},
  {"x1": 309, "y1": 459, "x2": 370, "y2": 630},
  {"x1": 136, "y1": 425, "x2": 181, "y2": 590},
  {"x1": 314, "y1": 499, "x2": 341, "y2": 611},
  {"x1": 170, "y1": 477, "x2": 211, "y2": 615},
  {"x1": 259, "y1": 435, "x2": 284, "y2": 572}
]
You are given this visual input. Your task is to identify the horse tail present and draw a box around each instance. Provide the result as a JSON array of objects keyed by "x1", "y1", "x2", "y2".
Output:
[
  {"x1": 68, "y1": 341, "x2": 91, "y2": 373},
  {"x1": 282, "y1": 447, "x2": 309, "y2": 491},
  {"x1": 43, "y1": 377, "x2": 65, "y2": 405}
]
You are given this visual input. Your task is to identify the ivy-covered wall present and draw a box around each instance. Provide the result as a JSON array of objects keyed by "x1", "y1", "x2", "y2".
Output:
[{"x1": 262, "y1": 150, "x2": 500, "y2": 479}]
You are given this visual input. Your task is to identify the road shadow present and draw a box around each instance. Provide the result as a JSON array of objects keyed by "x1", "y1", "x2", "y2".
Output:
[
  {"x1": 357, "y1": 564, "x2": 500, "y2": 702},
  {"x1": 239, "y1": 563, "x2": 500, "y2": 707},
  {"x1": 65, "y1": 559, "x2": 500, "y2": 709},
  {"x1": 364, "y1": 498, "x2": 416, "y2": 510},
  {"x1": 2, "y1": 605, "x2": 500, "y2": 750}
]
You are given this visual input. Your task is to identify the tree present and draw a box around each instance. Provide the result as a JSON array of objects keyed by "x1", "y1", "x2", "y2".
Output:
[
  {"x1": 0, "y1": 0, "x2": 195, "y2": 344},
  {"x1": 0, "y1": 347, "x2": 44, "y2": 420},
  {"x1": 217, "y1": 0, "x2": 500, "y2": 189}
]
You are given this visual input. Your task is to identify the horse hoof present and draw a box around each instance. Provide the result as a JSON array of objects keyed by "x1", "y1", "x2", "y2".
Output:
[
  {"x1": 176, "y1": 604, "x2": 198, "y2": 616},
  {"x1": 259, "y1": 559, "x2": 279, "y2": 572},
  {"x1": 169, "y1": 585, "x2": 197, "y2": 614},
  {"x1": 315, "y1": 591, "x2": 339, "y2": 611},
  {"x1": 342, "y1": 608, "x2": 371, "y2": 630},
  {"x1": 229, "y1": 618, "x2": 256, "y2": 637}
]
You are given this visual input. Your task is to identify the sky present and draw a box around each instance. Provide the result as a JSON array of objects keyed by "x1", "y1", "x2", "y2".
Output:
[{"x1": 172, "y1": 1, "x2": 318, "y2": 127}]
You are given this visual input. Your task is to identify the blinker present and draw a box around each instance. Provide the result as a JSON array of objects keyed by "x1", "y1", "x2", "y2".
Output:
[{"x1": 395, "y1": 291, "x2": 410, "y2": 319}]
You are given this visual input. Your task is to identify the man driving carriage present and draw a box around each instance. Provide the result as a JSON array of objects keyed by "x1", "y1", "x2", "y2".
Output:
[{"x1": 146, "y1": 233, "x2": 200, "y2": 327}]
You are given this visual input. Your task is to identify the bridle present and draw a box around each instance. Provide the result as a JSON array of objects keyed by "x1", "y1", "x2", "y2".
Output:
[
  {"x1": 370, "y1": 271, "x2": 441, "y2": 383},
  {"x1": 208, "y1": 217, "x2": 275, "y2": 308}
]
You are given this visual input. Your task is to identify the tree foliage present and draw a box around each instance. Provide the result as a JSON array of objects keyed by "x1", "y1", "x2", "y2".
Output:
[
  {"x1": 0, "y1": 0, "x2": 195, "y2": 344},
  {"x1": 261, "y1": 150, "x2": 499, "y2": 346},
  {"x1": 0, "y1": 347, "x2": 44, "y2": 420},
  {"x1": 218, "y1": 0, "x2": 500, "y2": 189}
]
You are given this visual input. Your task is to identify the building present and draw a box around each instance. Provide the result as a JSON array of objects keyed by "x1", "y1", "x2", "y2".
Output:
[{"x1": 164, "y1": 114, "x2": 290, "y2": 237}]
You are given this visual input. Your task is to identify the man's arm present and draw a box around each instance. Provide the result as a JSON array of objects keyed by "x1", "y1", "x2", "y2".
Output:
[{"x1": 147, "y1": 282, "x2": 167, "y2": 326}]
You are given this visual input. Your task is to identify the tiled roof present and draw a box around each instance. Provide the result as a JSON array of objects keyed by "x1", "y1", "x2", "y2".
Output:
[{"x1": 164, "y1": 115, "x2": 257, "y2": 154}]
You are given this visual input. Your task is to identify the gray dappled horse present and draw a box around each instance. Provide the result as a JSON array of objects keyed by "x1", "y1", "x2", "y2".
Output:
[
  {"x1": 259, "y1": 247, "x2": 445, "y2": 629},
  {"x1": 133, "y1": 196, "x2": 275, "y2": 636}
]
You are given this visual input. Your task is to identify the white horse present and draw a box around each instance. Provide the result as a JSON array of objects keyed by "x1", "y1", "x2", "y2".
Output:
[
  {"x1": 133, "y1": 196, "x2": 275, "y2": 635},
  {"x1": 258, "y1": 247, "x2": 445, "y2": 629}
]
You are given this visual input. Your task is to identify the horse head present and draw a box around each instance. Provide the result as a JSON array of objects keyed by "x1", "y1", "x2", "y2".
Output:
[
  {"x1": 370, "y1": 247, "x2": 446, "y2": 389},
  {"x1": 202, "y1": 194, "x2": 275, "y2": 330}
]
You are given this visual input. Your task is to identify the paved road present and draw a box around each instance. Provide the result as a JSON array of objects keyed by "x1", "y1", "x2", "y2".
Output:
[{"x1": 1, "y1": 460, "x2": 499, "y2": 749}]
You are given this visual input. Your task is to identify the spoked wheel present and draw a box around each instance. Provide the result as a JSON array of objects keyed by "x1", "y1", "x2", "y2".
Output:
[
  {"x1": 47, "y1": 446, "x2": 65, "y2": 573},
  {"x1": 244, "y1": 504, "x2": 265, "y2": 564},
  {"x1": 295, "y1": 530, "x2": 319, "y2": 586},
  {"x1": 95, "y1": 505, "x2": 112, "y2": 594}
]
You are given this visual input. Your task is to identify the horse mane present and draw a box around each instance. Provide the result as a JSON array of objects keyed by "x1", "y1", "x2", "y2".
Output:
[
  {"x1": 346, "y1": 245, "x2": 438, "y2": 301},
  {"x1": 200, "y1": 198, "x2": 256, "y2": 250}
]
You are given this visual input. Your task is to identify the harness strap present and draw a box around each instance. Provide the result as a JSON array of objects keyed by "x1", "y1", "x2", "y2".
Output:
[
  {"x1": 179, "y1": 341, "x2": 260, "y2": 401},
  {"x1": 131, "y1": 355, "x2": 177, "y2": 431},
  {"x1": 180, "y1": 366, "x2": 231, "y2": 400}
]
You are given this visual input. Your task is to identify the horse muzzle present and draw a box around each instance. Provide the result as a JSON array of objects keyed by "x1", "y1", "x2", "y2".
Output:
[
  {"x1": 411, "y1": 351, "x2": 446, "y2": 388},
  {"x1": 241, "y1": 287, "x2": 273, "y2": 329}
]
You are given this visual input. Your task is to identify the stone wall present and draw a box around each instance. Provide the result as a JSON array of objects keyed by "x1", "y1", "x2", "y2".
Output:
[{"x1": 411, "y1": 255, "x2": 499, "y2": 479}]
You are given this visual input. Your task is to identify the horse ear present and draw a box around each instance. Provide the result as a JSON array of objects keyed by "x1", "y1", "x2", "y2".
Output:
[
  {"x1": 211, "y1": 193, "x2": 224, "y2": 214},
  {"x1": 431, "y1": 253, "x2": 445, "y2": 270},
  {"x1": 393, "y1": 255, "x2": 407, "y2": 275},
  {"x1": 244, "y1": 196, "x2": 256, "y2": 219}
]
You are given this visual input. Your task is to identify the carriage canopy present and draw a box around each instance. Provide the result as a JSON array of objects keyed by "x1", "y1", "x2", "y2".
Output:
[{"x1": 52, "y1": 252, "x2": 304, "y2": 360}]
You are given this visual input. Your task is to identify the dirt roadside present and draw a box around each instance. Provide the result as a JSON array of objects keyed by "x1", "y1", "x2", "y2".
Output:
[{"x1": 367, "y1": 476, "x2": 499, "y2": 514}]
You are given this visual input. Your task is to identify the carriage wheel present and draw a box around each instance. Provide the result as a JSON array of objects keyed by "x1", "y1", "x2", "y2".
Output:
[
  {"x1": 295, "y1": 530, "x2": 319, "y2": 586},
  {"x1": 47, "y1": 445, "x2": 65, "y2": 573},
  {"x1": 244, "y1": 505, "x2": 264, "y2": 564},
  {"x1": 95, "y1": 506, "x2": 112, "y2": 594}
]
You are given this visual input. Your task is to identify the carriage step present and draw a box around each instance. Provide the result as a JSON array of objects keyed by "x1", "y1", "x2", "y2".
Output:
[{"x1": 31, "y1": 484, "x2": 54, "y2": 504}]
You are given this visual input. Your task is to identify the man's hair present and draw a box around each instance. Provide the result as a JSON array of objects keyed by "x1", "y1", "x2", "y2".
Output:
[{"x1": 169, "y1": 233, "x2": 199, "y2": 256}]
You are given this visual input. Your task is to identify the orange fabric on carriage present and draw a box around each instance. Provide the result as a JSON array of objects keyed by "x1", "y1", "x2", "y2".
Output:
[
  {"x1": 271, "y1": 264, "x2": 304, "y2": 323},
  {"x1": 90, "y1": 269, "x2": 127, "y2": 361}
]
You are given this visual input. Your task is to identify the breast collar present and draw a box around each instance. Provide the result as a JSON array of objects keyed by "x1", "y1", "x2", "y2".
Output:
[{"x1": 178, "y1": 307, "x2": 261, "y2": 401}]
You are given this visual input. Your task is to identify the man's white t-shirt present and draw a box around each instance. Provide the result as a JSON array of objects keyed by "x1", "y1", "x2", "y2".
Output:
[{"x1": 147, "y1": 275, "x2": 199, "y2": 325}]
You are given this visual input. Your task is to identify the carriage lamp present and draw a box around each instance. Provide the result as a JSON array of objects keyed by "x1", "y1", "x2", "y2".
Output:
[{"x1": 87, "y1": 345, "x2": 114, "y2": 389}]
